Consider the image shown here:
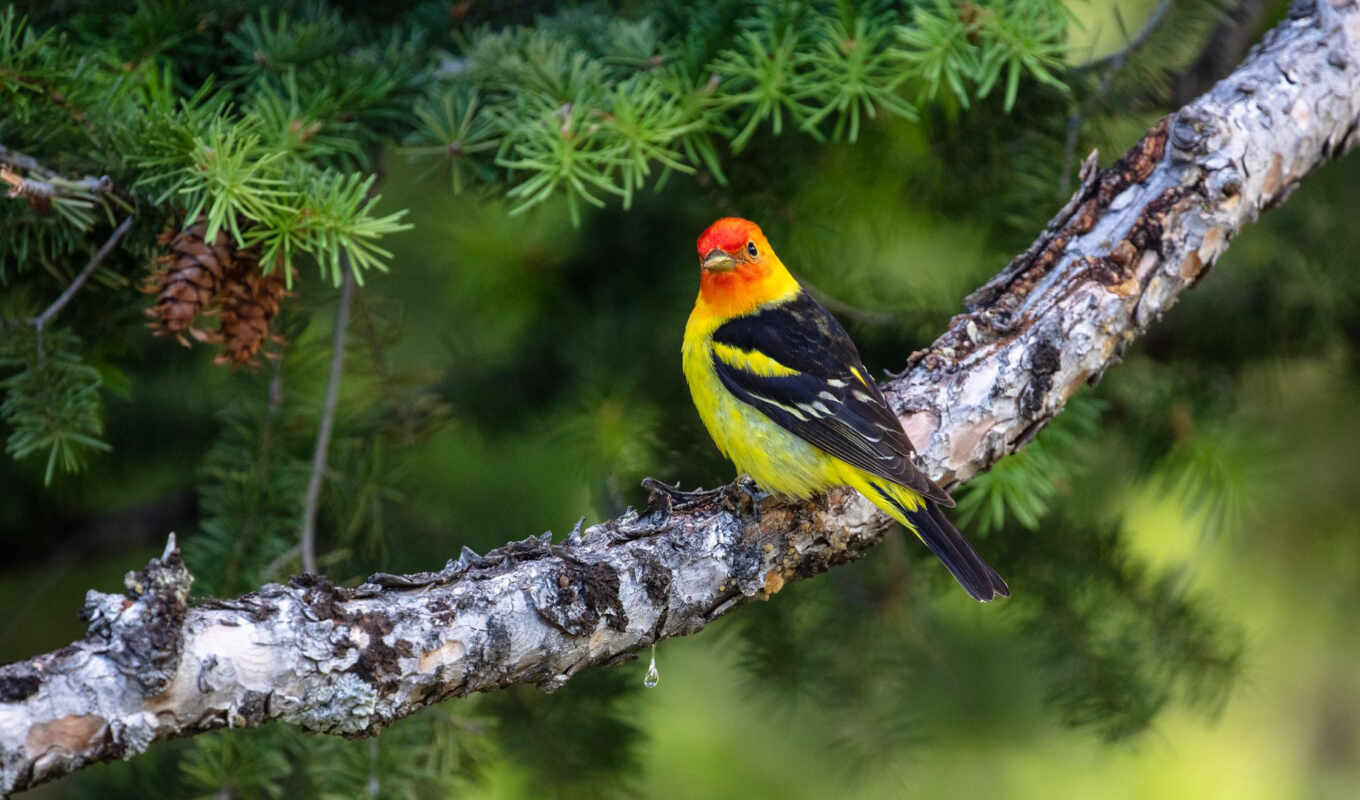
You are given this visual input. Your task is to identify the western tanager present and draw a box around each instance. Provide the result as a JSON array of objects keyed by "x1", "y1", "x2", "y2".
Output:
[{"x1": 682, "y1": 217, "x2": 1010, "y2": 602}]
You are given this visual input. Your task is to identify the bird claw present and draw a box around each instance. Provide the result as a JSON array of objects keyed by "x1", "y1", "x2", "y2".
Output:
[
  {"x1": 723, "y1": 476, "x2": 769, "y2": 523},
  {"x1": 641, "y1": 477, "x2": 726, "y2": 507},
  {"x1": 640, "y1": 476, "x2": 769, "y2": 522}
]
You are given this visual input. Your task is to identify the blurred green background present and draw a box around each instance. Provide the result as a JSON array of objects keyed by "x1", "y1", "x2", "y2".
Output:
[{"x1": 3, "y1": 0, "x2": 1359, "y2": 797}]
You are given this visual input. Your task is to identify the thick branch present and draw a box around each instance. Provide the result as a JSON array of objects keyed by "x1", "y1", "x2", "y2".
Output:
[{"x1": 3, "y1": 0, "x2": 1359, "y2": 794}]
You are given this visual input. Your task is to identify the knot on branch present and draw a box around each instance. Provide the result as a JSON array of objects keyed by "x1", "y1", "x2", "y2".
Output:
[
  {"x1": 530, "y1": 558, "x2": 628, "y2": 637},
  {"x1": 79, "y1": 535, "x2": 192, "y2": 696}
]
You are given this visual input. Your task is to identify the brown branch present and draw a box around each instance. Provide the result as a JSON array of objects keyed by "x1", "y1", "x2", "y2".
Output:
[
  {"x1": 0, "y1": 144, "x2": 57, "y2": 180},
  {"x1": 0, "y1": 165, "x2": 111, "y2": 202},
  {"x1": 0, "y1": 142, "x2": 113, "y2": 204},
  {"x1": 2, "y1": 0, "x2": 1359, "y2": 793},
  {"x1": 300, "y1": 264, "x2": 356, "y2": 575},
  {"x1": 26, "y1": 216, "x2": 134, "y2": 362}
]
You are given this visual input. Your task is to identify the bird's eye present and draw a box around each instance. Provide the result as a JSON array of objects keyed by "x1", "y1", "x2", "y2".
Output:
[{"x1": 746, "y1": 241, "x2": 759, "y2": 258}]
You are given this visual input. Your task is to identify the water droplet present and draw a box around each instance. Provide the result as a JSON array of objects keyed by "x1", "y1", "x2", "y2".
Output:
[{"x1": 642, "y1": 644, "x2": 659, "y2": 689}]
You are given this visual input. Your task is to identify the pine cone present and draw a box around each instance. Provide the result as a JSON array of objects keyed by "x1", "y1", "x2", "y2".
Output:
[
  {"x1": 142, "y1": 218, "x2": 292, "y2": 366},
  {"x1": 141, "y1": 220, "x2": 235, "y2": 346},
  {"x1": 214, "y1": 262, "x2": 289, "y2": 367}
]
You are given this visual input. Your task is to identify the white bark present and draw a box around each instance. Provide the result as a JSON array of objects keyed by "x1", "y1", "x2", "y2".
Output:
[
  {"x1": 3, "y1": 0, "x2": 1360, "y2": 794},
  {"x1": 896, "y1": 0, "x2": 1360, "y2": 485}
]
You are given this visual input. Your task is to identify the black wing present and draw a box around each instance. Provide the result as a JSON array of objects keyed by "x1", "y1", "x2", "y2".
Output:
[{"x1": 710, "y1": 291, "x2": 952, "y2": 506}]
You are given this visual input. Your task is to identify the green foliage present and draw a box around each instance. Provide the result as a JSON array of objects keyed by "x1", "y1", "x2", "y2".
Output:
[
  {"x1": 956, "y1": 390, "x2": 1105, "y2": 534},
  {"x1": 11, "y1": 0, "x2": 1357, "y2": 797},
  {"x1": 0, "y1": 324, "x2": 110, "y2": 484},
  {"x1": 0, "y1": 193, "x2": 97, "y2": 282},
  {"x1": 223, "y1": 7, "x2": 349, "y2": 81},
  {"x1": 606, "y1": 75, "x2": 702, "y2": 206},
  {"x1": 186, "y1": 366, "x2": 313, "y2": 596},
  {"x1": 0, "y1": 0, "x2": 1078, "y2": 292},
  {"x1": 1157, "y1": 421, "x2": 1278, "y2": 540},
  {"x1": 899, "y1": 0, "x2": 1069, "y2": 111},
  {"x1": 0, "y1": 7, "x2": 77, "y2": 136},
  {"x1": 305, "y1": 710, "x2": 490, "y2": 799},
  {"x1": 179, "y1": 727, "x2": 292, "y2": 800},
  {"x1": 799, "y1": 11, "x2": 919, "y2": 142},
  {"x1": 248, "y1": 72, "x2": 366, "y2": 170},
  {"x1": 2, "y1": 3, "x2": 419, "y2": 291},
  {"x1": 135, "y1": 105, "x2": 288, "y2": 246},
  {"x1": 400, "y1": 0, "x2": 1070, "y2": 217},
  {"x1": 400, "y1": 88, "x2": 500, "y2": 193},
  {"x1": 1015, "y1": 522, "x2": 1242, "y2": 741},
  {"x1": 898, "y1": 0, "x2": 980, "y2": 107},
  {"x1": 483, "y1": 668, "x2": 645, "y2": 798},
  {"x1": 130, "y1": 92, "x2": 411, "y2": 287},
  {"x1": 711, "y1": 11, "x2": 812, "y2": 152},
  {"x1": 972, "y1": 0, "x2": 1070, "y2": 111},
  {"x1": 498, "y1": 97, "x2": 630, "y2": 225}
]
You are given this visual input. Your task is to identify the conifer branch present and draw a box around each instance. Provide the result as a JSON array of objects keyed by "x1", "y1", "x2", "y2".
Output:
[
  {"x1": 0, "y1": 166, "x2": 111, "y2": 203},
  {"x1": 0, "y1": 144, "x2": 57, "y2": 179},
  {"x1": 300, "y1": 263, "x2": 355, "y2": 575},
  {"x1": 2, "y1": 0, "x2": 1359, "y2": 793},
  {"x1": 27, "y1": 216, "x2": 132, "y2": 360}
]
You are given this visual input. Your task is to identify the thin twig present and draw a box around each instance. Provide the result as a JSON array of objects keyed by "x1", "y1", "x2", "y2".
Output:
[
  {"x1": 1075, "y1": 0, "x2": 1177, "y2": 75},
  {"x1": 2, "y1": 165, "x2": 112, "y2": 200},
  {"x1": 27, "y1": 216, "x2": 133, "y2": 360},
  {"x1": 1170, "y1": 0, "x2": 1273, "y2": 106},
  {"x1": 258, "y1": 355, "x2": 286, "y2": 475},
  {"x1": 0, "y1": 143, "x2": 58, "y2": 179},
  {"x1": 1061, "y1": 0, "x2": 1176, "y2": 194},
  {"x1": 300, "y1": 262, "x2": 356, "y2": 574},
  {"x1": 795, "y1": 273, "x2": 911, "y2": 327}
]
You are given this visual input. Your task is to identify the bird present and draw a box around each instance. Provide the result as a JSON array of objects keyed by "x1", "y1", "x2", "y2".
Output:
[{"x1": 681, "y1": 217, "x2": 1009, "y2": 602}]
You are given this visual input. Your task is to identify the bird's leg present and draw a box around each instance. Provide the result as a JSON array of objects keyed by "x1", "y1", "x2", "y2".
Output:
[
  {"x1": 723, "y1": 475, "x2": 769, "y2": 523},
  {"x1": 641, "y1": 477, "x2": 727, "y2": 506},
  {"x1": 641, "y1": 476, "x2": 769, "y2": 522}
]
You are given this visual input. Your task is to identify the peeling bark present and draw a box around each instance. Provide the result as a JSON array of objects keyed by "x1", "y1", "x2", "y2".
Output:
[{"x1": 3, "y1": 0, "x2": 1359, "y2": 794}]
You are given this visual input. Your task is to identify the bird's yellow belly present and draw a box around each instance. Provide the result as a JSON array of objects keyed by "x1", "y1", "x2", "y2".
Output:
[{"x1": 683, "y1": 338, "x2": 840, "y2": 498}]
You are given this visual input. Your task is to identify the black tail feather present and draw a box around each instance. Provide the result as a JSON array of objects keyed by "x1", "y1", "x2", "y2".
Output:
[
  {"x1": 868, "y1": 485, "x2": 1010, "y2": 601},
  {"x1": 906, "y1": 500, "x2": 1010, "y2": 602}
]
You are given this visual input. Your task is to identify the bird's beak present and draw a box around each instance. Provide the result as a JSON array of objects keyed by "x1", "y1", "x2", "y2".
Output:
[{"x1": 701, "y1": 248, "x2": 739, "y2": 272}]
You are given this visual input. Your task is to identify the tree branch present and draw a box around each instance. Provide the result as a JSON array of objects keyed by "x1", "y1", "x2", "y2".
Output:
[
  {"x1": 26, "y1": 216, "x2": 133, "y2": 362},
  {"x1": 299, "y1": 263, "x2": 356, "y2": 575},
  {"x1": 3, "y1": 0, "x2": 1359, "y2": 793},
  {"x1": 0, "y1": 144, "x2": 59, "y2": 180}
]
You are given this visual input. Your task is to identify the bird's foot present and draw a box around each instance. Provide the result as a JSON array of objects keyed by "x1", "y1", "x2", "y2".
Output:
[
  {"x1": 640, "y1": 476, "x2": 769, "y2": 522},
  {"x1": 723, "y1": 475, "x2": 770, "y2": 523},
  {"x1": 641, "y1": 477, "x2": 727, "y2": 507}
]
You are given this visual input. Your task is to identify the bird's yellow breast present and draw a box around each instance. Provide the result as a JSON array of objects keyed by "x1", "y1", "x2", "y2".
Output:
[{"x1": 683, "y1": 311, "x2": 845, "y2": 498}]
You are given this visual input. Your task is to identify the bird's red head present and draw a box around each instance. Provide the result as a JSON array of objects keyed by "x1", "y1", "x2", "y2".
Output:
[
  {"x1": 692, "y1": 217, "x2": 799, "y2": 320},
  {"x1": 696, "y1": 217, "x2": 762, "y2": 260}
]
